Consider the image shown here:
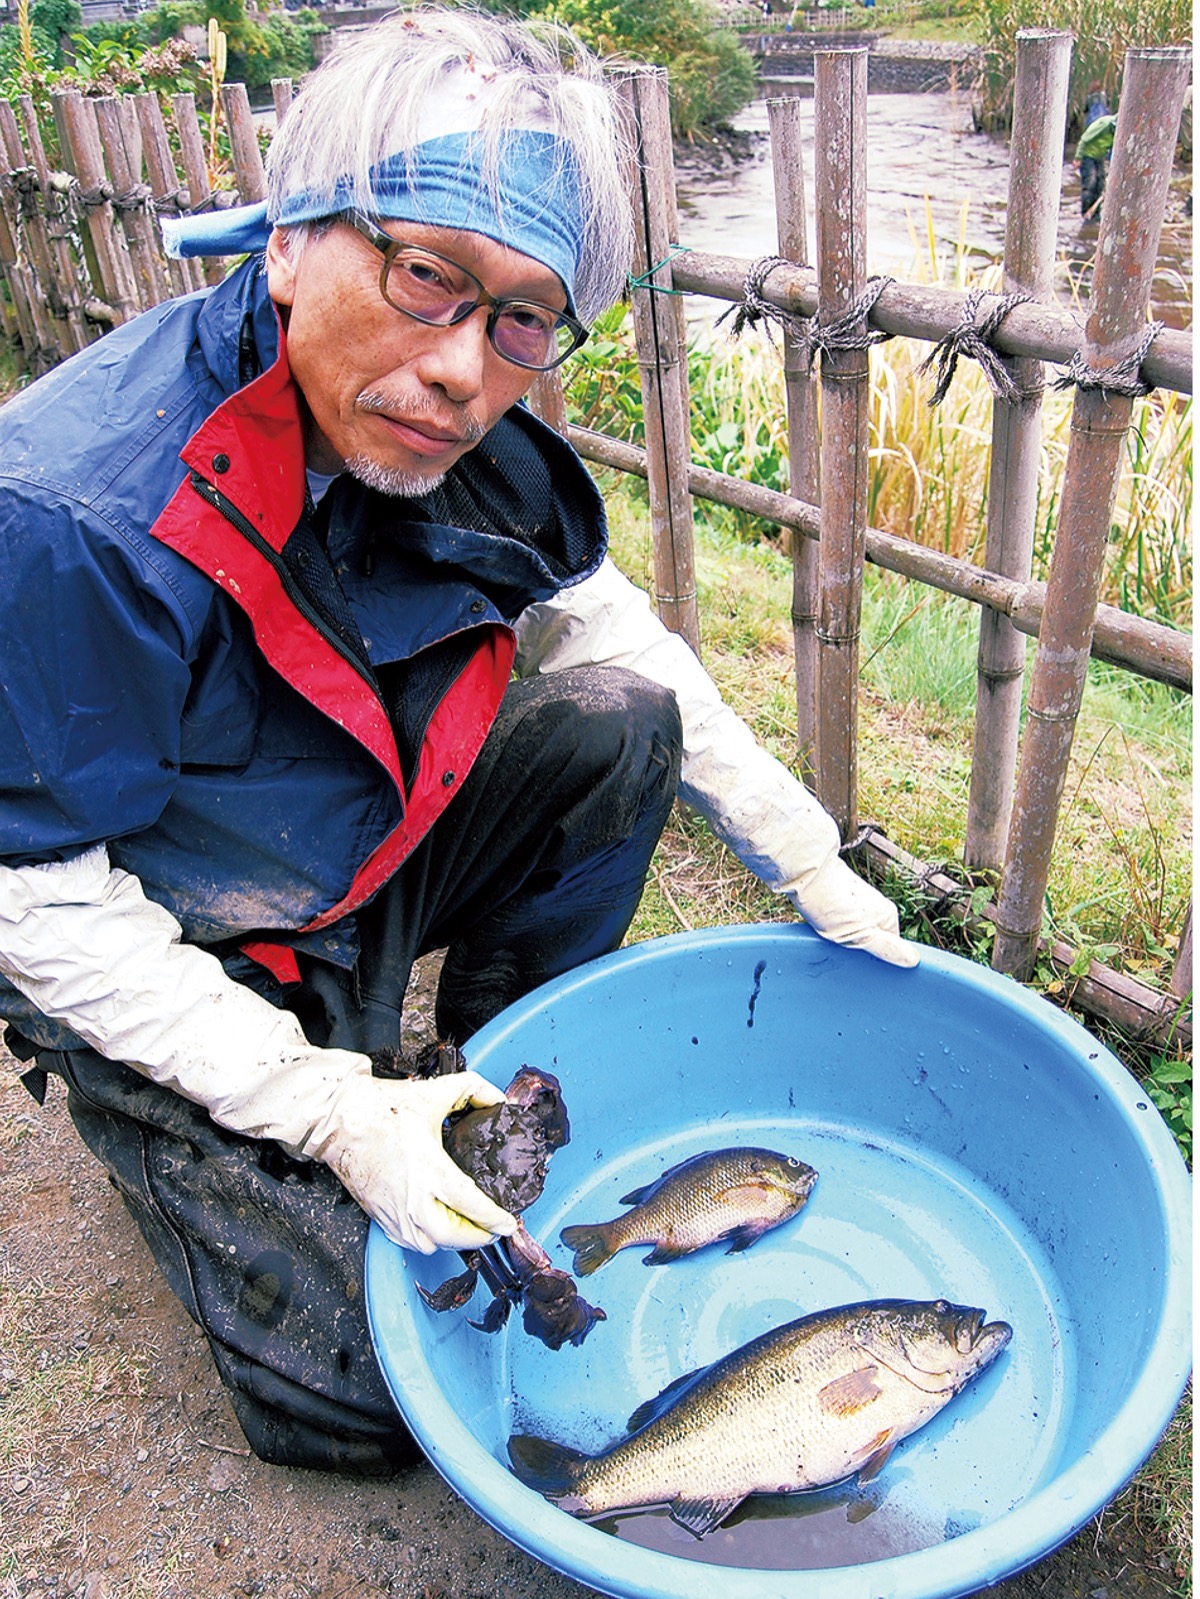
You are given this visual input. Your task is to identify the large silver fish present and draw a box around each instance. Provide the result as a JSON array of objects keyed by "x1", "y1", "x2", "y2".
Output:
[
  {"x1": 508, "y1": 1298, "x2": 1012, "y2": 1536},
  {"x1": 559, "y1": 1146, "x2": 818, "y2": 1275}
]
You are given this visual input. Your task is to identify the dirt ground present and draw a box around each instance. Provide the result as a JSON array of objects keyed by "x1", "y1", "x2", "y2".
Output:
[{"x1": 0, "y1": 966, "x2": 1188, "y2": 1599}]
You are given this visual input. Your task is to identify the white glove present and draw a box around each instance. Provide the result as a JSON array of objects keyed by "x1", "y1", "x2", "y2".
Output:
[
  {"x1": 514, "y1": 559, "x2": 919, "y2": 969},
  {"x1": 306, "y1": 1066, "x2": 517, "y2": 1253},
  {"x1": 780, "y1": 850, "x2": 914, "y2": 967},
  {"x1": 0, "y1": 847, "x2": 517, "y2": 1251}
]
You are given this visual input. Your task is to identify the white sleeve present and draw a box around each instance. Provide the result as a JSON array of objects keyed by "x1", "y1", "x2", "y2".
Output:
[
  {"x1": 514, "y1": 559, "x2": 916, "y2": 966},
  {"x1": 0, "y1": 846, "x2": 518, "y2": 1251},
  {"x1": 0, "y1": 844, "x2": 364, "y2": 1139}
]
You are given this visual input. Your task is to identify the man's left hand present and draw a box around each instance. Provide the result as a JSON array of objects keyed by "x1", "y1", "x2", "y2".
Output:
[{"x1": 794, "y1": 853, "x2": 918, "y2": 968}]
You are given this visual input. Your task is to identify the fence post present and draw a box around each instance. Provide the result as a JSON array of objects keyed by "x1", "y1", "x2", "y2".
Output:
[
  {"x1": 94, "y1": 94, "x2": 171, "y2": 312},
  {"x1": 271, "y1": 78, "x2": 294, "y2": 127},
  {"x1": 18, "y1": 94, "x2": 94, "y2": 352},
  {"x1": 992, "y1": 46, "x2": 1193, "y2": 981},
  {"x1": 0, "y1": 99, "x2": 76, "y2": 365},
  {"x1": 812, "y1": 47, "x2": 870, "y2": 840},
  {"x1": 53, "y1": 89, "x2": 139, "y2": 327},
  {"x1": 0, "y1": 171, "x2": 42, "y2": 369},
  {"x1": 616, "y1": 66, "x2": 701, "y2": 656},
  {"x1": 172, "y1": 93, "x2": 224, "y2": 288},
  {"x1": 964, "y1": 29, "x2": 1072, "y2": 873},
  {"x1": 135, "y1": 92, "x2": 204, "y2": 297},
  {"x1": 767, "y1": 94, "x2": 821, "y2": 782},
  {"x1": 218, "y1": 82, "x2": 267, "y2": 204}
]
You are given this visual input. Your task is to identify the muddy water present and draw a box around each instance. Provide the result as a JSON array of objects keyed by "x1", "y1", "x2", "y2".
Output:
[{"x1": 674, "y1": 92, "x2": 1193, "y2": 331}]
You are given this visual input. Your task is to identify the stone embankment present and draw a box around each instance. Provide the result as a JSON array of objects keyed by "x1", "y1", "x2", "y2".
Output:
[{"x1": 748, "y1": 32, "x2": 982, "y2": 94}]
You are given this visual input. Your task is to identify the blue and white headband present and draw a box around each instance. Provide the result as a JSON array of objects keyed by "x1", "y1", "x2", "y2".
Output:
[{"x1": 161, "y1": 126, "x2": 586, "y2": 310}]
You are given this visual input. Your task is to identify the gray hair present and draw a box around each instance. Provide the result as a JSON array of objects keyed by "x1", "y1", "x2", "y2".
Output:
[{"x1": 265, "y1": 6, "x2": 634, "y2": 322}]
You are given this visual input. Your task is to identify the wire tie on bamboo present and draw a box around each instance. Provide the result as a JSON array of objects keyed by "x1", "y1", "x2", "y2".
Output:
[
  {"x1": 76, "y1": 181, "x2": 114, "y2": 210},
  {"x1": 152, "y1": 188, "x2": 193, "y2": 216},
  {"x1": 1052, "y1": 320, "x2": 1165, "y2": 398},
  {"x1": 627, "y1": 243, "x2": 692, "y2": 294},
  {"x1": 916, "y1": 288, "x2": 1035, "y2": 406}
]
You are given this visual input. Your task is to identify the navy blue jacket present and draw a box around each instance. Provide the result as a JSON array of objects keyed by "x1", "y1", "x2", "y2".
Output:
[{"x1": 0, "y1": 256, "x2": 606, "y2": 1035}]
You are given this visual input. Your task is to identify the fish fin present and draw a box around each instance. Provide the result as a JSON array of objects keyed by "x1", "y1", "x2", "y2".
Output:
[
  {"x1": 619, "y1": 1152, "x2": 708, "y2": 1206},
  {"x1": 507, "y1": 1434, "x2": 589, "y2": 1496},
  {"x1": 670, "y1": 1495, "x2": 745, "y2": 1538},
  {"x1": 855, "y1": 1431, "x2": 896, "y2": 1485},
  {"x1": 626, "y1": 1362, "x2": 716, "y2": 1433},
  {"x1": 817, "y1": 1365, "x2": 883, "y2": 1417},
  {"x1": 559, "y1": 1223, "x2": 616, "y2": 1277},
  {"x1": 724, "y1": 1217, "x2": 775, "y2": 1253},
  {"x1": 643, "y1": 1239, "x2": 692, "y2": 1265}
]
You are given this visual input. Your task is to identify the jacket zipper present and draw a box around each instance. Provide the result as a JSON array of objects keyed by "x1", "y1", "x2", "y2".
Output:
[{"x1": 189, "y1": 471, "x2": 380, "y2": 690}]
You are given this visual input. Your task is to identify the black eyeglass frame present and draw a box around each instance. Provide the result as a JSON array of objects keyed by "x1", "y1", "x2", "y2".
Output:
[{"x1": 343, "y1": 212, "x2": 588, "y2": 373}]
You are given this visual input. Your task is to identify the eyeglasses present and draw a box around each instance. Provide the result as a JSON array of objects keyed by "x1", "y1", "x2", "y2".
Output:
[{"x1": 344, "y1": 213, "x2": 588, "y2": 373}]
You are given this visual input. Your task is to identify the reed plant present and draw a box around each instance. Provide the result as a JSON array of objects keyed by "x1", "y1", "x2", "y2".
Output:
[{"x1": 970, "y1": 0, "x2": 1193, "y2": 133}]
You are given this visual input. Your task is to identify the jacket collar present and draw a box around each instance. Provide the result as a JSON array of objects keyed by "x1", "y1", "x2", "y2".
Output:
[{"x1": 185, "y1": 255, "x2": 608, "y2": 600}]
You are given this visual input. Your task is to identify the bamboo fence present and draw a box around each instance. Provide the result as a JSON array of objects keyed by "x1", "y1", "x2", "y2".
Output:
[
  {"x1": 0, "y1": 44, "x2": 1190, "y2": 1044},
  {"x1": 593, "y1": 38, "x2": 1193, "y2": 1044}
]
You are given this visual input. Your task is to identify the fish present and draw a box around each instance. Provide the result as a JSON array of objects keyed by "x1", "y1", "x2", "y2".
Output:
[
  {"x1": 508, "y1": 1297, "x2": 1013, "y2": 1536},
  {"x1": 559, "y1": 1146, "x2": 818, "y2": 1275},
  {"x1": 370, "y1": 1049, "x2": 606, "y2": 1351}
]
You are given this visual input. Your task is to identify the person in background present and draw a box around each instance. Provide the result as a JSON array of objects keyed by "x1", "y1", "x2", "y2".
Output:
[
  {"x1": 0, "y1": 6, "x2": 915, "y2": 1477},
  {"x1": 1085, "y1": 79, "x2": 1109, "y2": 127},
  {"x1": 1076, "y1": 108, "x2": 1117, "y2": 221}
]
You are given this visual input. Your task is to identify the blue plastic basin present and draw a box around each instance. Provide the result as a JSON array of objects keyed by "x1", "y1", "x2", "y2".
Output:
[{"x1": 366, "y1": 924, "x2": 1192, "y2": 1599}]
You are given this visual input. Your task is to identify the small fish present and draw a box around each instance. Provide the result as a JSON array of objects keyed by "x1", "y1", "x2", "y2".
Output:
[
  {"x1": 560, "y1": 1146, "x2": 817, "y2": 1275},
  {"x1": 508, "y1": 1297, "x2": 1012, "y2": 1536}
]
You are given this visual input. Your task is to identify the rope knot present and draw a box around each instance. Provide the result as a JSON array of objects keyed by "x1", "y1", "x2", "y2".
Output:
[
  {"x1": 916, "y1": 289, "x2": 1035, "y2": 406},
  {"x1": 1052, "y1": 321, "x2": 1163, "y2": 398}
]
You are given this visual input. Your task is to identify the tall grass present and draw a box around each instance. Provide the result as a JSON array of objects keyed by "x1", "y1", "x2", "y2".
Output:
[{"x1": 971, "y1": 0, "x2": 1193, "y2": 133}]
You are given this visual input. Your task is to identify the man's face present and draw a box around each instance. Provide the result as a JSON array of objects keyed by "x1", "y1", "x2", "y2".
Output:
[{"x1": 266, "y1": 218, "x2": 564, "y2": 491}]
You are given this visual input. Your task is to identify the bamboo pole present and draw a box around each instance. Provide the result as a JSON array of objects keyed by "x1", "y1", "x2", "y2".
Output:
[
  {"x1": 812, "y1": 48, "x2": 869, "y2": 839},
  {"x1": 53, "y1": 89, "x2": 139, "y2": 326},
  {"x1": 1169, "y1": 906, "x2": 1192, "y2": 1007},
  {"x1": 525, "y1": 370, "x2": 569, "y2": 436},
  {"x1": 218, "y1": 82, "x2": 266, "y2": 204},
  {"x1": 17, "y1": 94, "x2": 92, "y2": 352},
  {"x1": 616, "y1": 67, "x2": 701, "y2": 655},
  {"x1": 992, "y1": 46, "x2": 1193, "y2": 982},
  {"x1": 0, "y1": 174, "x2": 42, "y2": 369},
  {"x1": 271, "y1": 78, "x2": 294, "y2": 126},
  {"x1": 965, "y1": 30, "x2": 1072, "y2": 873},
  {"x1": 94, "y1": 94, "x2": 170, "y2": 311},
  {"x1": 172, "y1": 93, "x2": 224, "y2": 287},
  {"x1": 568, "y1": 427, "x2": 1191, "y2": 691},
  {"x1": 767, "y1": 94, "x2": 820, "y2": 780},
  {"x1": 669, "y1": 253, "x2": 1192, "y2": 397},
  {"x1": 0, "y1": 100, "x2": 74, "y2": 365},
  {"x1": 134, "y1": 92, "x2": 203, "y2": 297}
]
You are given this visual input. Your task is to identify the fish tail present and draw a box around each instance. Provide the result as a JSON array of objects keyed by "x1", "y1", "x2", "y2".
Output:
[
  {"x1": 507, "y1": 1433, "x2": 589, "y2": 1496},
  {"x1": 559, "y1": 1222, "x2": 616, "y2": 1277}
]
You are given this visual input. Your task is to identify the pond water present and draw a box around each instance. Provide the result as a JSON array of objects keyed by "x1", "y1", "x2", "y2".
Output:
[{"x1": 674, "y1": 92, "x2": 1193, "y2": 332}]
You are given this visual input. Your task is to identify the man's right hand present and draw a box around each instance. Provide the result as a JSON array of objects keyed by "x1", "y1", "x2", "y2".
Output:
[{"x1": 309, "y1": 1067, "x2": 519, "y2": 1253}]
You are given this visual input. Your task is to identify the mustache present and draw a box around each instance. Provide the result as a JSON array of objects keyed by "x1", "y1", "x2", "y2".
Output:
[{"x1": 355, "y1": 388, "x2": 488, "y2": 445}]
